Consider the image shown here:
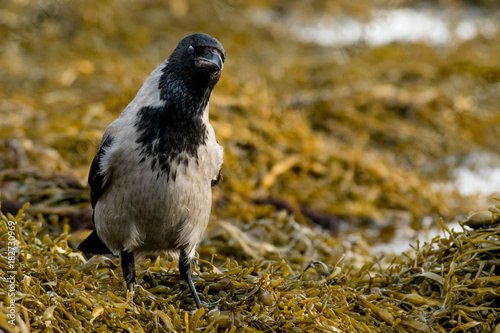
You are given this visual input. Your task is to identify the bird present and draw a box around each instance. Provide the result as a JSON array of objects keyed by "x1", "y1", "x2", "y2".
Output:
[{"x1": 78, "y1": 33, "x2": 225, "y2": 308}]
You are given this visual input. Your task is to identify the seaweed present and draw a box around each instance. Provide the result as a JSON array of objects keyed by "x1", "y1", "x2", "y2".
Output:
[{"x1": 0, "y1": 204, "x2": 499, "y2": 332}]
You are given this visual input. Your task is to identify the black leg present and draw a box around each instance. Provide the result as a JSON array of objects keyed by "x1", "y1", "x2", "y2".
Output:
[
  {"x1": 179, "y1": 250, "x2": 202, "y2": 308},
  {"x1": 120, "y1": 250, "x2": 135, "y2": 292}
]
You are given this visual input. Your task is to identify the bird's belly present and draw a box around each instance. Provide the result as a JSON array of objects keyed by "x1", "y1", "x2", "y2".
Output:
[{"x1": 94, "y1": 154, "x2": 213, "y2": 255}]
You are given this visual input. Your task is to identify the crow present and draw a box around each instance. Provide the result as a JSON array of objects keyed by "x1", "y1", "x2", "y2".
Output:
[{"x1": 78, "y1": 33, "x2": 225, "y2": 308}]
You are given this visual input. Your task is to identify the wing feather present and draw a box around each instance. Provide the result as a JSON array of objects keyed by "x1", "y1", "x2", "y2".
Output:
[{"x1": 89, "y1": 135, "x2": 114, "y2": 209}]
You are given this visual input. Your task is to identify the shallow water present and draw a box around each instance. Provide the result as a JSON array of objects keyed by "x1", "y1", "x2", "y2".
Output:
[
  {"x1": 451, "y1": 153, "x2": 500, "y2": 196},
  {"x1": 252, "y1": 5, "x2": 499, "y2": 46},
  {"x1": 371, "y1": 220, "x2": 463, "y2": 254}
]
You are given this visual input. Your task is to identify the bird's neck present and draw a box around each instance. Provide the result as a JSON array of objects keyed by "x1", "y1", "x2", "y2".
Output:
[{"x1": 159, "y1": 73, "x2": 214, "y2": 121}]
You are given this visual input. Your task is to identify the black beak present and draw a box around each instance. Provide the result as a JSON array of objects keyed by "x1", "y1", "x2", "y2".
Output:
[{"x1": 195, "y1": 52, "x2": 223, "y2": 71}]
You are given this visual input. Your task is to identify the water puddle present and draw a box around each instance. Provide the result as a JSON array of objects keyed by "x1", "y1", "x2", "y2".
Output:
[
  {"x1": 378, "y1": 153, "x2": 500, "y2": 254},
  {"x1": 252, "y1": 6, "x2": 498, "y2": 46},
  {"x1": 371, "y1": 220, "x2": 463, "y2": 254},
  {"x1": 430, "y1": 152, "x2": 500, "y2": 197},
  {"x1": 452, "y1": 157, "x2": 500, "y2": 196}
]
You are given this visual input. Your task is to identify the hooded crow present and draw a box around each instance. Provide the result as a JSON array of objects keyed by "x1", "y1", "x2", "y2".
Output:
[{"x1": 78, "y1": 33, "x2": 226, "y2": 308}]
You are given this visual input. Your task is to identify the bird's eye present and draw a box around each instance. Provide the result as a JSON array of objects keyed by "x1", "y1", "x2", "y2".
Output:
[{"x1": 188, "y1": 45, "x2": 194, "y2": 53}]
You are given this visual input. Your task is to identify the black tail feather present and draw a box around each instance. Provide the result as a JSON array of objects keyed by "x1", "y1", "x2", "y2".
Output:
[{"x1": 78, "y1": 230, "x2": 112, "y2": 255}]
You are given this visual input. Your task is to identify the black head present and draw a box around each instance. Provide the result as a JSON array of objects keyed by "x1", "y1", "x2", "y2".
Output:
[{"x1": 166, "y1": 33, "x2": 226, "y2": 90}]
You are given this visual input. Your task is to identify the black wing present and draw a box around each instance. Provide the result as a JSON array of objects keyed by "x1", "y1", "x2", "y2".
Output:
[
  {"x1": 80, "y1": 135, "x2": 114, "y2": 255},
  {"x1": 89, "y1": 135, "x2": 114, "y2": 209}
]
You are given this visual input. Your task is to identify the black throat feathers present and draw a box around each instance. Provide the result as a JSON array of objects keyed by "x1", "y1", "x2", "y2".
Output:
[{"x1": 134, "y1": 65, "x2": 216, "y2": 181}]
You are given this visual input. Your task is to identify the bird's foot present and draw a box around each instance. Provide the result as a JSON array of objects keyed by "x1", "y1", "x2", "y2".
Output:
[{"x1": 125, "y1": 288, "x2": 135, "y2": 304}]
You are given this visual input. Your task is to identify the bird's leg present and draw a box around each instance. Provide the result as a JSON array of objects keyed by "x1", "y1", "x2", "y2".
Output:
[
  {"x1": 179, "y1": 249, "x2": 202, "y2": 308},
  {"x1": 120, "y1": 250, "x2": 135, "y2": 293}
]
